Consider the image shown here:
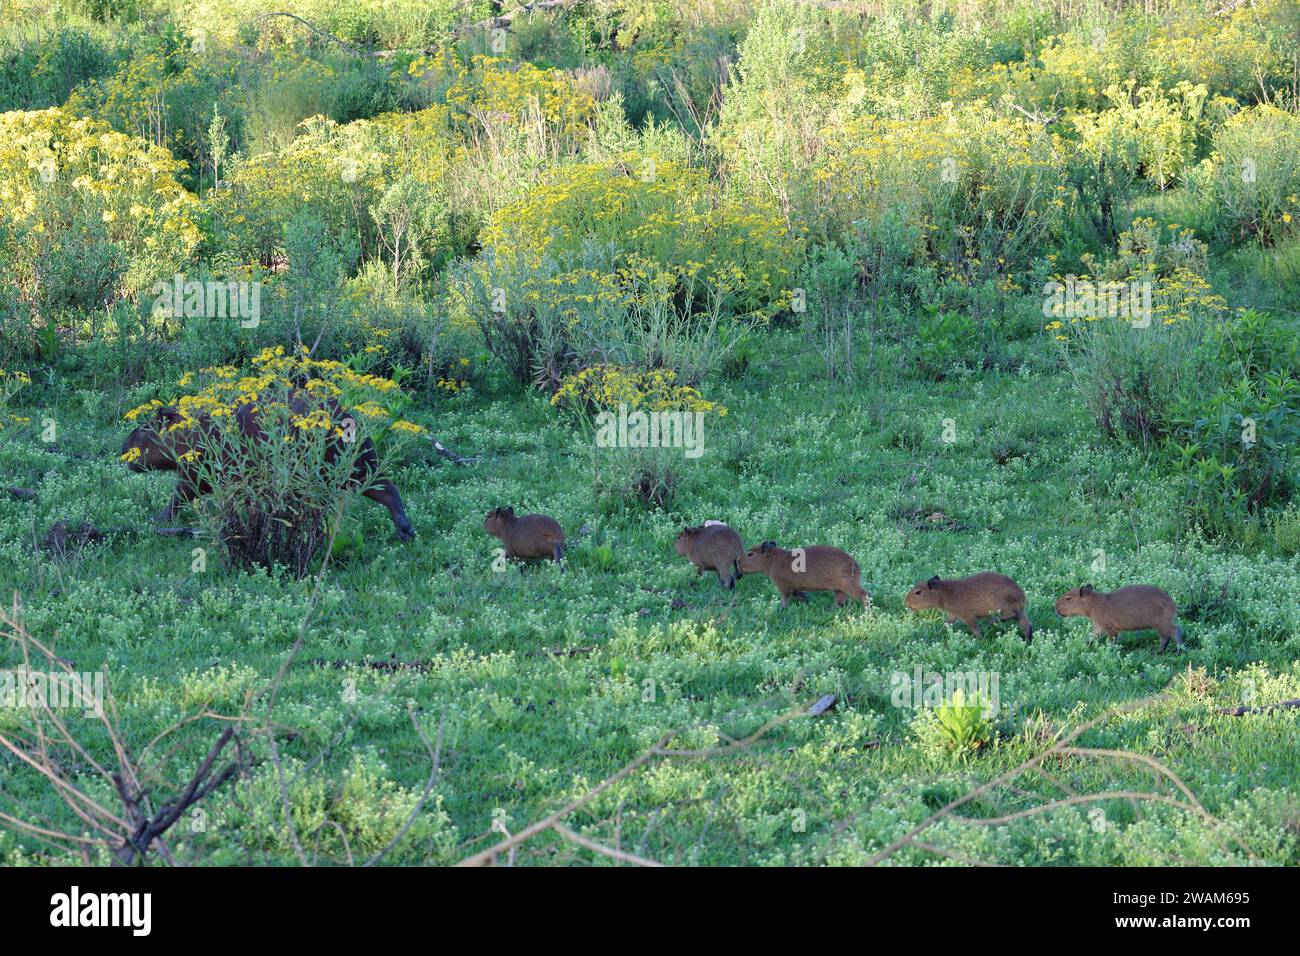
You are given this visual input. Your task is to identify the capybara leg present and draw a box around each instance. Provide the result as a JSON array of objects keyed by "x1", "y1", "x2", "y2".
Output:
[
  {"x1": 779, "y1": 589, "x2": 791, "y2": 607},
  {"x1": 1017, "y1": 612, "x2": 1033, "y2": 643},
  {"x1": 156, "y1": 482, "x2": 197, "y2": 523},
  {"x1": 1159, "y1": 625, "x2": 1184, "y2": 652},
  {"x1": 834, "y1": 591, "x2": 847, "y2": 606},
  {"x1": 733, "y1": 561, "x2": 742, "y2": 581},
  {"x1": 364, "y1": 480, "x2": 414, "y2": 541},
  {"x1": 963, "y1": 616, "x2": 981, "y2": 638},
  {"x1": 552, "y1": 543, "x2": 564, "y2": 563},
  {"x1": 718, "y1": 568, "x2": 735, "y2": 590}
]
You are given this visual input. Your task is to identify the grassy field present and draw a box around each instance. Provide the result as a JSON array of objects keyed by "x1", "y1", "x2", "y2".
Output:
[
  {"x1": 4, "y1": 327, "x2": 1299, "y2": 865},
  {"x1": 2, "y1": 0, "x2": 1299, "y2": 866}
]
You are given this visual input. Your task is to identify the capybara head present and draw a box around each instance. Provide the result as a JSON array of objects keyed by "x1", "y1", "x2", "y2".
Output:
[
  {"x1": 737, "y1": 540, "x2": 779, "y2": 574},
  {"x1": 484, "y1": 506, "x2": 516, "y2": 537},
  {"x1": 120, "y1": 406, "x2": 186, "y2": 473},
  {"x1": 1055, "y1": 584, "x2": 1095, "y2": 616},
  {"x1": 905, "y1": 576, "x2": 944, "y2": 611},
  {"x1": 674, "y1": 526, "x2": 700, "y2": 557}
]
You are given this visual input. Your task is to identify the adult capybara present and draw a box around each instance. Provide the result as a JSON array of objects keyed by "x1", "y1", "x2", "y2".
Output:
[
  {"x1": 675, "y1": 522, "x2": 745, "y2": 589},
  {"x1": 737, "y1": 541, "x2": 869, "y2": 607},
  {"x1": 121, "y1": 400, "x2": 414, "y2": 540},
  {"x1": 1055, "y1": 584, "x2": 1184, "y2": 651},
  {"x1": 905, "y1": 573, "x2": 1032, "y2": 642},
  {"x1": 484, "y1": 507, "x2": 564, "y2": 562}
]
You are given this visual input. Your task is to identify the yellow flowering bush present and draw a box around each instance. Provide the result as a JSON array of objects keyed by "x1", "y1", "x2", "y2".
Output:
[
  {"x1": 550, "y1": 364, "x2": 727, "y2": 416},
  {"x1": 816, "y1": 104, "x2": 1066, "y2": 283},
  {"x1": 550, "y1": 363, "x2": 728, "y2": 510},
  {"x1": 122, "y1": 345, "x2": 424, "y2": 574},
  {"x1": 0, "y1": 367, "x2": 32, "y2": 429},
  {"x1": 0, "y1": 108, "x2": 200, "y2": 318},
  {"x1": 207, "y1": 108, "x2": 454, "y2": 268},
  {"x1": 440, "y1": 55, "x2": 596, "y2": 145},
  {"x1": 1050, "y1": 219, "x2": 1230, "y2": 445},
  {"x1": 949, "y1": 32, "x2": 1119, "y2": 113},
  {"x1": 1198, "y1": 105, "x2": 1300, "y2": 246},
  {"x1": 1070, "y1": 81, "x2": 1210, "y2": 189},
  {"x1": 480, "y1": 153, "x2": 799, "y2": 315}
]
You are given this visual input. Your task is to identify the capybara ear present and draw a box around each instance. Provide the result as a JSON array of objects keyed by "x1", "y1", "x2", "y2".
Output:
[
  {"x1": 155, "y1": 405, "x2": 183, "y2": 427},
  {"x1": 927, "y1": 575, "x2": 940, "y2": 589},
  {"x1": 759, "y1": 540, "x2": 775, "y2": 552},
  {"x1": 504, "y1": 506, "x2": 515, "y2": 517},
  {"x1": 1081, "y1": 583, "x2": 1094, "y2": 594}
]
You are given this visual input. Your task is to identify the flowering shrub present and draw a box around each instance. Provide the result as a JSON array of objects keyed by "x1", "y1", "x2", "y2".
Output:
[
  {"x1": 551, "y1": 363, "x2": 727, "y2": 510},
  {"x1": 0, "y1": 367, "x2": 31, "y2": 429},
  {"x1": 1197, "y1": 105, "x2": 1300, "y2": 247},
  {"x1": 1070, "y1": 81, "x2": 1210, "y2": 189},
  {"x1": 815, "y1": 105, "x2": 1067, "y2": 285},
  {"x1": 480, "y1": 154, "x2": 798, "y2": 315},
  {"x1": 207, "y1": 108, "x2": 453, "y2": 270},
  {"x1": 121, "y1": 345, "x2": 423, "y2": 574},
  {"x1": 0, "y1": 108, "x2": 200, "y2": 325},
  {"x1": 550, "y1": 364, "x2": 727, "y2": 417},
  {"x1": 464, "y1": 155, "x2": 797, "y2": 389},
  {"x1": 1050, "y1": 219, "x2": 1230, "y2": 446}
]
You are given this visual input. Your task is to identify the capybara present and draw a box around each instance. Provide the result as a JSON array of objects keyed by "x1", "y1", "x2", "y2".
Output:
[
  {"x1": 121, "y1": 401, "x2": 414, "y2": 540},
  {"x1": 675, "y1": 522, "x2": 745, "y2": 589},
  {"x1": 905, "y1": 573, "x2": 1032, "y2": 642},
  {"x1": 1055, "y1": 584, "x2": 1184, "y2": 651},
  {"x1": 484, "y1": 507, "x2": 564, "y2": 562},
  {"x1": 737, "y1": 541, "x2": 869, "y2": 607}
]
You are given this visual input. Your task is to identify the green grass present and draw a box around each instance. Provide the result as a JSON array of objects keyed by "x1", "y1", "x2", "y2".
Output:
[{"x1": 3, "y1": 330, "x2": 1298, "y2": 866}]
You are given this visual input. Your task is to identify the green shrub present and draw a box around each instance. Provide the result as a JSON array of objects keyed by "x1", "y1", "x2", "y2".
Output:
[{"x1": 1198, "y1": 105, "x2": 1300, "y2": 247}]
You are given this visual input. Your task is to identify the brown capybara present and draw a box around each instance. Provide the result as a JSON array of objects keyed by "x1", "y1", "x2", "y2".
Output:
[
  {"x1": 121, "y1": 401, "x2": 414, "y2": 540},
  {"x1": 905, "y1": 573, "x2": 1032, "y2": 642},
  {"x1": 484, "y1": 507, "x2": 564, "y2": 562},
  {"x1": 675, "y1": 522, "x2": 745, "y2": 589},
  {"x1": 737, "y1": 541, "x2": 869, "y2": 607},
  {"x1": 1055, "y1": 584, "x2": 1184, "y2": 651}
]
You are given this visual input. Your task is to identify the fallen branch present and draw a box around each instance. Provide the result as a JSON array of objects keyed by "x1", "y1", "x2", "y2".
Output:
[
  {"x1": 431, "y1": 438, "x2": 479, "y2": 465},
  {"x1": 5, "y1": 486, "x2": 36, "y2": 501}
]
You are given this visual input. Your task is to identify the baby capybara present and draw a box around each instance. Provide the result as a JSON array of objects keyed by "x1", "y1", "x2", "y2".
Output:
[
  {"x1": 1055, "y1": 584, "x2": 1184, "y2": 651},
  {"x1": 905, "y1": 573, "x2": 1032, "y2": 642},
  {"x1": 737, "y1": 541, "x2": 869, "y2": 607},
  {"x1": 675, "y1": 523, "x2": 745, "y2": 589},
  {"x1": 484, "y1": 507, "x2": 564, "y2": 562}
]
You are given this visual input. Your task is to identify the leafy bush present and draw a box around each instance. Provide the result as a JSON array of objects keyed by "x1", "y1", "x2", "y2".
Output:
[
  {"x1": 207, "y1": 107, "x2": 453, "y2": 275},
  {"x1": 0, "y1": 107, "x2": 200, "y2": 351},
  {"x1": 551, "y1": 363, "x2": 727, "y2": 509},
  {"x1": 1051, "y1": 218, "x2": 1229, "y2": 446},
  {"x1": 1198, "y1": 105, "x2": 1300, "y2": 247},
  {"x1": 1070, "y1": 80, "x2": 1210, "y2": 190},
  {"x1": 121, "y1": 345, "x2": 423, "y2": 574},
  {"x1": 0, "y1": 366, "x2": 30, "y2": 428}
]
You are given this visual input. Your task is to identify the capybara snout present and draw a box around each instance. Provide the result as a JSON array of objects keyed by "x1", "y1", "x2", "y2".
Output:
[
  {"x1": 905, "y1": 572, "x2": 1032, "y2": 642},
  {"x1": 1056, "y1": 583, "x2": 1184, "y2": 651},
  {"x1": 485, "y1": 506, "x2": 565, "y2": 562}
]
